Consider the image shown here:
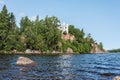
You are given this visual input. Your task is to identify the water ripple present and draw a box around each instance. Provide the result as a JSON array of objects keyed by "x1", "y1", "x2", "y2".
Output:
[{"x1": 0, "y1": 53, "x2": 120, "y2": 80}]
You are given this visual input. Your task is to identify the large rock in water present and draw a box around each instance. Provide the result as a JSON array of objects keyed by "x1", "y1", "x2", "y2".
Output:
[
  {"x1": 113, "y1": 76, "x2": 120, "y2": 80},
  {"x1": 16, "y1": 56, "x2": 37, "y2": 66}
]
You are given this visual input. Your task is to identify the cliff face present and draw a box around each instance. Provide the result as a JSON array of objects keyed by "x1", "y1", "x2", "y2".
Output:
[
  {"x1": 61, "y1": 34, "x2": 75, "y2": 42},
  {"x1": 91, "y1": 44, "x2": 107, "y2": 53}
]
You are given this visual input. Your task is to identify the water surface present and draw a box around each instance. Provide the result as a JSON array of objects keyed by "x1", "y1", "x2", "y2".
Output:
[{"x1": 0, "y1": 53, "x2": 120, "y2": 80}]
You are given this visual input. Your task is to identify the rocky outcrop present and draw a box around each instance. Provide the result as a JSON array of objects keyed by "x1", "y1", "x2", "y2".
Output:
[
  {"x1": 62, "y1": 34, "x2": 75, "y2": 42},
  {"x1": 25, "y1": 49, "x2": 41, "y2": 54},
  {"x1": 16, "y1": 56, "x2": 37, "y2": 66},
  {"x1": 91, "y1": 44, "x2": 106, "y2": 53},
  {"x1": 66, "y1": 48, "x2": 73, "y2": 53},
  {"x1": 113, "y1": 76, "x2": 120, "y2": 80},
  {"x1": 25, "y1": 49, "x2": 32, "y2": 54}
]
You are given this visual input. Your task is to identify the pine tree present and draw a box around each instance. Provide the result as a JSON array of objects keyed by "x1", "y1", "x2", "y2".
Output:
[{"x1": 0, "y1": 5, "x2": 10, "y2": 50}]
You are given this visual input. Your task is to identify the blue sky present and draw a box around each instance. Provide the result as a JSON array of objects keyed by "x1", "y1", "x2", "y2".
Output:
[{"x1": 0, "y1": 0, "x2": 120, "y2": 50}]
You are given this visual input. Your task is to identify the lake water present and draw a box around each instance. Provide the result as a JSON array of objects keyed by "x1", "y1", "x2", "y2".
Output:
[{"x1": 0, "y1": 53, "x2": 120, "y2": 80}]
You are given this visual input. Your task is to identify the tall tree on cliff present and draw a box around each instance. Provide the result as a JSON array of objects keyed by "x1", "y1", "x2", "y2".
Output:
[
  {"x1": 98, "y1": 42, "x2": 104, "y2": 51},
  {"x1": 44, "y1": 16, "x2": 61, "y2": 51}
]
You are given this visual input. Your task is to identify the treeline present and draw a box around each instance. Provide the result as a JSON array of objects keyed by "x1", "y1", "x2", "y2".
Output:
[
  {"x1": 0, "y1": 5, "x2": 104, "y2": 53},
  {"x1": 108, "y1": 49, "x2": 120, "y2": 53}
]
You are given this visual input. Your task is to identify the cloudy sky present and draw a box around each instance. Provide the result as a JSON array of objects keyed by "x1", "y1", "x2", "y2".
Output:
[{"x1": 0, "y1": 0, "x2": 120, "y2": 50}]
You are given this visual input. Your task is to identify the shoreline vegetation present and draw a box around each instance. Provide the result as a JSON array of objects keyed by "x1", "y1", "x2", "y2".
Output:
[
  {"x1": 108, "y1": 48, "x2": 120, "y2": 53},
  {"x1": 0, "y1": 5, "x2": 106, "y2": 54},
  {"x1": 0, "y1": 50, "x2": 78, "y2": 55}
]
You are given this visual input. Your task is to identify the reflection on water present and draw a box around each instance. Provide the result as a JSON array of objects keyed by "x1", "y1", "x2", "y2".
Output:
[
  {"x1": 0, "y1": 53, "x2": 120, "y2": 80},
  {"x1": 59, "y1": 55, "x2": 73, "y2": 80}
]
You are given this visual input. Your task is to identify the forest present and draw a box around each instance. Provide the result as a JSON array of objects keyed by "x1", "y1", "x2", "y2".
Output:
[
  {"x1": 108, "y1": 48, "x2": 120, "y2": 53},
  {"x1": 0, "y1": 5, "x2": 104, "y2": 53}
]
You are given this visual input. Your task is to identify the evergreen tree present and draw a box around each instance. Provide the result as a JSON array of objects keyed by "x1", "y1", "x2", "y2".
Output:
[
  {"x1": 98, "y1": 42, "x2": 104, "y2": 51},
  {"x1": 0, "y1": 5, "x2": 17, "y2": 50}
]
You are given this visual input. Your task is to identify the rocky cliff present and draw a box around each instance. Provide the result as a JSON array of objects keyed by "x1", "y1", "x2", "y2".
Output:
[
  {"x1": 91, "y1": 44, "x2": 107, "y2": 53},
  {"x1": 61, "y1": 34, "x2": 75, "y2": 42}
]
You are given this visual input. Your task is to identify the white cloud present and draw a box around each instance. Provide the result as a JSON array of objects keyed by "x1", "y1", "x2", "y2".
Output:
[
  {"x1": 0, "y1": 0, "x2": 4, "y2": 5},
  {"x1": 30, "y1": 16, "x2": 36, "y2": 21}
]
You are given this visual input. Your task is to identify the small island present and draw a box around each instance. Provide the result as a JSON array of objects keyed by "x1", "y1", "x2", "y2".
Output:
[{"x1": 0, "y1": 5, "x2": 106, "y2": 54}]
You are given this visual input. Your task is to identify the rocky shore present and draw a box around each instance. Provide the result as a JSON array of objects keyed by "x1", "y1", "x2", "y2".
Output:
[
  {"x1": 0, "y1": 48, "x2": 107, "y2": 55},
  {"x1": 91, "y1": 44, "x2": 107, "y2": 53}
]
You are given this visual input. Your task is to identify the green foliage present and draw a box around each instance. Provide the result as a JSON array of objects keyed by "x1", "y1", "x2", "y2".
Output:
[
  {"x1": 0, "y1": 5, "x2": 18, "y2": 51},
  {"x1": 19, "y1": 15, "x2": 61, "y2": 52},
  {"x1": 67, "y1": 25, "x2": 93, "y2": 53},
  {"x1": 98, "y1": 42, "x2": 104, "y2": 51},
  {"x1": 69, "y1": 25, "x2": 85, "y2": 43},
  {"x1": 108, "y1": 48, "x2": 120, "y2": 53},
  {"x1": 0, "y1": 5, "x2": 104, "y2": 54}
]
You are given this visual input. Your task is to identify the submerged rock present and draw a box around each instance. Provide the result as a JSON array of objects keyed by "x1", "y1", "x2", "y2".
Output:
[
  {"x1": 113, "y1": 76, "x2": 120, "y2": 80},
  {"x1": 19, "y1": 67, "x2": 30, "y2": 72},
  {"x1": 16, "y1": 56, "x2": 37, "y2": 66},
  {"x1": 100, "y1": 73, "x2": 113, "y2": 77}
]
